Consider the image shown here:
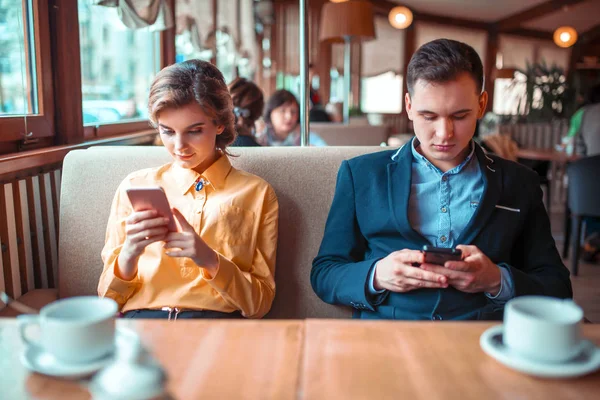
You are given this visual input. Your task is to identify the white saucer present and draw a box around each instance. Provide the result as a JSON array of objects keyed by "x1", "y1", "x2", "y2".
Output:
[
  {"x1": 480, "y1": 324, "x2": 600, "y2": 379},
  {"x1": 20, "y1": 327, "x2": 134, "y2": 380}
]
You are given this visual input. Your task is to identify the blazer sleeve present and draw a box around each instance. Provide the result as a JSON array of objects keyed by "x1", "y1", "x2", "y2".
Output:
[
  {"x1": 503, "y1": 173, "x2": 573, "y2": 298},
  {"x1": 311, "y1": 160, "x2": 385, "y2": 311}
]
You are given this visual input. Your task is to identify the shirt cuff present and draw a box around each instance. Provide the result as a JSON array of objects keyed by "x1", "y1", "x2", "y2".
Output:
[
  {"x1": 485, "y1": 264, "x2": 515, "y2": 302},
  {"x1": 202, "y1": 252, "x2": 234, "y2": 292},
  {"x1": 100, "y1": 257, "x2": 142, "y2": 307},
  {"x1": 367, "y1": 261, "x2": 386, "y2": 296}
]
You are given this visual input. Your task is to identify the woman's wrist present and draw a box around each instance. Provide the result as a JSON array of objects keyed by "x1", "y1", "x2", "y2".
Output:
[
  {"x1": 116, "y1": 251, "x2": 138, "y2": 281},
  {"x1": 196, "y1": 250, "x2": 219, "y2": 278}
]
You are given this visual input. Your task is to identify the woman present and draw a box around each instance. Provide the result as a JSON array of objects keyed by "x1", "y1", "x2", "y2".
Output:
[
  {"x1": 229, "y1": 77, "x2": 264, "y2": 147},
  {"x1": 257, "y1": 89, "x2": 327, "y2": 146},
  {"x1": 98, "y1": 60, "x2": 279, "y2": 319}
]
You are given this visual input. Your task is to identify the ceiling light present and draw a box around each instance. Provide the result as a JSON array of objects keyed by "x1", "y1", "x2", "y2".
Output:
[
  {"x1": 388, "y1": 6, "x2": 413, "y2": 30},
  {"x1": 553, "y1": 26, "x2": 577, "y2": 48}
]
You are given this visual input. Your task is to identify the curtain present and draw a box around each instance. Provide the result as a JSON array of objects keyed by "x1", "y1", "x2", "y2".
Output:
[
  {"x1": 94, "y1": 0, "x2": 174, "y2": 30},
  {"x1": 498, "y1": 35, "x2": 571, "y2": 72},
  {"x1": 415, "y1": 22, "x2": 488, "y2": 71},
  {"x1": 274, "y1": 2, "x2": 321, "y2": 75},
  {"x1": 361, "y1": 15, "x2": 404, "y2": 77}
]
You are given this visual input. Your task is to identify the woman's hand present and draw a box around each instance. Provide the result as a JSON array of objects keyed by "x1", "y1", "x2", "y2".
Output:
[
  {"x1": 164, "y1": 208, "x2": 219, "y2": 277},
  {"x1": 118, "y1": 210, "x2": 170, "y2": 280}
]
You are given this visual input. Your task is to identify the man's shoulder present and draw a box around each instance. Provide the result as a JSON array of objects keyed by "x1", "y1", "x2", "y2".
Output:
[
  {"x1": 346, "y1": 149, "x2": 398, "y2": 169},
  {"x1": 485, "y1": 153, "x2": 539, "y2": 183}
]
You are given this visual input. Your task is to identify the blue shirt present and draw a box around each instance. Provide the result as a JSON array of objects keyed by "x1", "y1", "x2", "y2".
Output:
[{"x1": 369, "y1": 139, "x2": 514, "y2": 303}]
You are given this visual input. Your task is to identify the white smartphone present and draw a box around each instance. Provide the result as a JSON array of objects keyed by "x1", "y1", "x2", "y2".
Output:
[{"x1": 125, "y1": 186, "x2": 178, "y2": 232}]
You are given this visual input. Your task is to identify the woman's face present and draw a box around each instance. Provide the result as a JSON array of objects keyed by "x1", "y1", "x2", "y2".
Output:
[
  {"x1": 270, "y1": 101, "x2": 299, "y2": 139},
  {"x1": 158, "y1": 102, "x2": 224, "y2": 173}
]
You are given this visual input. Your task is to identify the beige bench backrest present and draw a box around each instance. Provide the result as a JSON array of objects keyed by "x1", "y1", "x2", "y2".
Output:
[{"x1": 58, "y1": 146, "x2": 385, "y2": 318}]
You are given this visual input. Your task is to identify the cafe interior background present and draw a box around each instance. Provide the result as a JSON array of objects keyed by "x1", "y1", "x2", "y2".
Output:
[{"x1": 0, "y1": 0, "x2": 599, "y2": 321}]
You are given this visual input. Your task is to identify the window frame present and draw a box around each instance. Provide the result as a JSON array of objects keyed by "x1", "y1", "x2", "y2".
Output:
[{"x1": 0, "y1": 0, "x2": 54, "y2": 144}]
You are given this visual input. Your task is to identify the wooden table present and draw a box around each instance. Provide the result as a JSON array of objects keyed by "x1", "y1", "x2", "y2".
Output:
[
  {"x1": 301, "y1": 320, "x2": 600, "y2": 400},
  {"x1": 0, "y1": 319, "x2": 304, "y2": 400},
  {"x1": 516, "y1": 148, "x2": 580, "y2": 163},
  {"x1": 1, "y1": 319, "x2": 599, "y2": 399}
]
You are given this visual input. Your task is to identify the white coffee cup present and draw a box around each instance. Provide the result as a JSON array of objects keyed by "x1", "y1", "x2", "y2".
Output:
[
  {"x1": 503, "y1": 296, "x2": 584, "y2": 363},
  {"x1": 18, "y1": 296, "x2": 118, "y2": 364}
]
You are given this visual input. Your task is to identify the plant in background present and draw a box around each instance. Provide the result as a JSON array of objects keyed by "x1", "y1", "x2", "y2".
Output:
[{"x1": 511, "y1": 61, "x2": 575, "y2": 123}]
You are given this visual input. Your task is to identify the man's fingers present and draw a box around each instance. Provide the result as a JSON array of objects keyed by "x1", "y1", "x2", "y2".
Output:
[
  {"x1": 455, "y1": 244, "x2": 477, "y2": 258},
  {"x1": 393, "y1": 250, "x2": 425, "y2": 265},
  {"x1": 402, "y1": 278, "x2": 448, "y2": 289},
  {"x1": 403, "y1": 265, "x2": 447, "y2": 284},
  {"x1": 420, "y1": 263, "x2": 470, "y2": 282},
  {"x1": 443, "y1": 260, "x2": 473, "y2": 272}
]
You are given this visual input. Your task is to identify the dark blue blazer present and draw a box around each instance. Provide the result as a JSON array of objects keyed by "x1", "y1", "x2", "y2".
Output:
[{"x1": 311, "y1": 143, "x2": 572, "y2": 320}]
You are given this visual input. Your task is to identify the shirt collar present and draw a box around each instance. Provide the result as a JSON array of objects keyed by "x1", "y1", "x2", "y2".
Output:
[
  {"x1": 171, "y1": 154, "x2": 232, "y2": 194},
  {"x1": 410, "y1": 137, "x2": 476, "y2": 175}
]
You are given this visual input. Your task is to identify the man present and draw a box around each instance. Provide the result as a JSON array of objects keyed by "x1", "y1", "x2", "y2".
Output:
[{"x1": 311, "y1": 39, "x2": 572, "y2": 320}]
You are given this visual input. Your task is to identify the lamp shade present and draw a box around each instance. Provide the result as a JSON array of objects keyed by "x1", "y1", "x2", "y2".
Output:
[
  {"x1": 388, "y1": 6, "x2": 413, "y2": 30},
  {"x1": 319, "y1": 0, "x2": 376, "y2": 43},
  {"x1": 553, "y1": 26, "x2": 577, "y2": 48}
]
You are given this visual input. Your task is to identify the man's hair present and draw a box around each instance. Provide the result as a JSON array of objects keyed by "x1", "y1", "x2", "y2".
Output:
[{"x1": 406, "y1": 39, "x2": 484, "y2": 96}]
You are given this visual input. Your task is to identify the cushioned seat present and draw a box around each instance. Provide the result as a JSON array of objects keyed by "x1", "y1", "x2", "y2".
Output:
[{"x1": 2, "y1": 146, "x2": 384, "y2": 319}]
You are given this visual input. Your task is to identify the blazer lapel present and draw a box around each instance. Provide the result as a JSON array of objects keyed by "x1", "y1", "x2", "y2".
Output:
[
  {"x1": 456, "y1": 144, "x2": 503, "y2": 245},
  {"x1": 387, "y1": 144, "x2": 429, "y2": 246}
]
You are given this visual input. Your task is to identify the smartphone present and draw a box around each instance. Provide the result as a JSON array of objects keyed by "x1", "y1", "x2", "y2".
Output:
[
  {"x1": 422, "y1": 245, "x2": 462, "y2": 266},
  {"x1": 125, "y1": 187, "x2": 177, "y2": 232}
]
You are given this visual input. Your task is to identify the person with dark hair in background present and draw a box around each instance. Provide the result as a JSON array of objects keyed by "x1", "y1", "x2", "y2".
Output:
[
  {"x1": 228, "y1": 77, "x2": 264, "y2": 147},
  {"x1": 99, "y1": 60, "x2": 279, "y2": 319},
  {"x1": 312, "y1": 39, "x2": 572, "y2": 321},
  {"x1": 257, "y1": 89, "x2": 327, "y2": 146},
  {"x1": 308, "y1": 63, "x2": 332, "y2": 122}
]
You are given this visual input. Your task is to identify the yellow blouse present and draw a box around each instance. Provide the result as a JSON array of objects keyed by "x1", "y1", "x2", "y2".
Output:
[{"x1": 98, "y1": 155, "x2": 279, "y2": 318}]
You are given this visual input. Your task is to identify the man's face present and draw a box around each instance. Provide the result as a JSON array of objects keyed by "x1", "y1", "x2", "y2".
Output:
[{"x1": 406, "y1": 72, "x2": 487, "y2": 172}]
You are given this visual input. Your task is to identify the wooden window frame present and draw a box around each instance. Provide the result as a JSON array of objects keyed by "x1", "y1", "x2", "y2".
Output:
[
  {"x1": 0, "y1": 0, "x2": 54, "y2": 144},
  {"x1": 1, "y1": 0, "x2": 176, "y2": 157}
]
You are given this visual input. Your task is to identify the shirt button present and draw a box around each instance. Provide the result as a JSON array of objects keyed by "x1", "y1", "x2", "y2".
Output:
[
  {"x1": 441, "y1": 207, "x2": 447, "y2": 213},
  {"x1": 432, "y1": 314, "x2": 443, "y2": 321},
  {"x1": 440, "y1": 235, "x2": 447, "y2": 243},
  {"x1": 442, "y1": 176, "x2": 448, "y2": 182}
]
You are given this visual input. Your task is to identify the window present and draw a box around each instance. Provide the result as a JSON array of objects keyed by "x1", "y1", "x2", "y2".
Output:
[
  {"x1": 0, "y1": 0, "x2": 54, "y2": 149},
  {"x1": 361, "y1": 72, "x2": 403, "y2": 114},
  {"x1": 0, "y1": 0, "x2": 37, "y2": 115},
  {"x1": 78, "y1": 0, "x2": 160, "y2": 127}
]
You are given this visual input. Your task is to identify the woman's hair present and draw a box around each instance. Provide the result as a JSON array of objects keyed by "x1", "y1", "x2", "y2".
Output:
[
  {"x1": 148, "y1": 59, "x2": 236, "y2": 152},
  {"x1": 228, "y1": 77, "x2": 264, "y2": 136},
  {"x1": 263, "y1": 89, "x2": 300, "y2": 126}
]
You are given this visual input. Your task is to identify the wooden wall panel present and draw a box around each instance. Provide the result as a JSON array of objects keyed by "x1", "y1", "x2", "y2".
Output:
[
  {"x1": 41, "y1": 172, "x2": 58, "y2": 287},
  {"x1": 14, "y1": 180, "x2": 34, "y2": 292},
  {"x1": 0, "y1": 186, "x2": 12, "y2": 297},
  {"x1": 3, "y1": 184, "x2": 22, "y2": 298}
]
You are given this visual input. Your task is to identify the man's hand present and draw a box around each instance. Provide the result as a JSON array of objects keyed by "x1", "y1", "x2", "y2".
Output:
[
  {"x1": 420, "y1": 245, "x2": 501, "y2": 295},
  {"x1": 164, "y1": 208, "x2": 219, "y2": 277},
  {"x1": 373, "y1": 249, "x2": 449, "y2": 292}
]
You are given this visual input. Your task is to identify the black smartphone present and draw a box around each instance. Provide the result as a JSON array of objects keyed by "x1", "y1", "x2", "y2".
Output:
[{"x1": 422, "y1": 245, "x2": 462, "y2": 266}]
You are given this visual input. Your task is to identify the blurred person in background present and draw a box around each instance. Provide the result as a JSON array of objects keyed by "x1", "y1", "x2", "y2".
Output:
[
  {"x1": 257, "y1": 89, "x2": 327, "y2": 146},
  {"x1": 228, "y1": 77, "x2": 264, "y2": 147}
]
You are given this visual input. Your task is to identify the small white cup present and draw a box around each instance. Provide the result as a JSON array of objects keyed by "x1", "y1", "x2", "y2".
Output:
[
  {"x1": 18, "y1": 296, "x2": 118, "y2": 364},
  {"x1": 504, "y1": 296, "x2": 584, "y2": 363}
]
